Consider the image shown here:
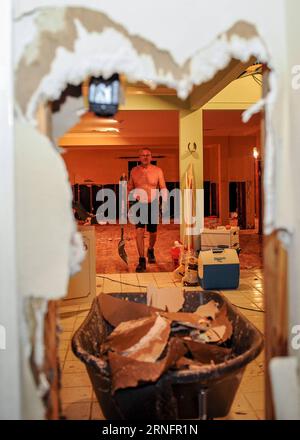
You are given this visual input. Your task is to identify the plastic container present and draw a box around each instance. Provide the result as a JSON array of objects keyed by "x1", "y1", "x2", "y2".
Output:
[
  {"x1": 170, "y1": 245, "x2": 181, "y2": 267},
  {"x1": 72, "y1": 291, "x2": 263, "y2": 420}
]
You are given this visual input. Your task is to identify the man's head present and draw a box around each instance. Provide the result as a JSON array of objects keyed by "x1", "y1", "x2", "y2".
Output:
[{"x1": 139, "y1": 149, "x2": 152, "y2": 167}]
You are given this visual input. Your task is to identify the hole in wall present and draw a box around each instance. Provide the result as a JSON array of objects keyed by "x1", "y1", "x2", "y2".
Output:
[{"x1": 14, "y1": 6, "x2": 273, "y2": 420}]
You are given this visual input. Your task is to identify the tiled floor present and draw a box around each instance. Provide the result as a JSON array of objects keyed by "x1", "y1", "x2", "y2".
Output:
[
  {"x1": 58, "y1": 268, "x2": 264, "y2": 420},
  {"x1": 94, "y1": 223, "x2": 263, "y2": 273}
]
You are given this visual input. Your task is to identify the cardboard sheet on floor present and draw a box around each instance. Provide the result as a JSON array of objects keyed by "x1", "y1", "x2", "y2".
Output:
[
  {"x1": 108, "y1": 337, "x2": 187, "y2": 393},
  {"x1": 147, "y1": 284, "x2": 184, "y2": 312},
  {"x1": 106, "y1": 315, "x2": 171, "y2": 363}
]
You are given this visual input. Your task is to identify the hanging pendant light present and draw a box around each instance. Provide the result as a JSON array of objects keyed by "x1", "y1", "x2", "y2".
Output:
[{"x1": 89, "y1": 73, "x2": 120, "y2": 117}]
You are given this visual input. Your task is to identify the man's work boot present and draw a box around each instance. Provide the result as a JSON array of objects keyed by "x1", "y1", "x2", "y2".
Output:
[
  {"x1": 147, "y1": 248, "x2": 156, "y2": 264},
  {"x1": 136, "y1": 257, "x2": 146, "y2": 272}
]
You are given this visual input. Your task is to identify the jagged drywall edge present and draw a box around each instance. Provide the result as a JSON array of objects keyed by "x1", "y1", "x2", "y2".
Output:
[{"x1": 25, "y1": 19, "x2": 269, "y2": 121}]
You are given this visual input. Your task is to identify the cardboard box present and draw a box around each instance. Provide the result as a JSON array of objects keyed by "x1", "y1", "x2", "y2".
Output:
[{"x1": 201, "y1": 226, "x2": 239, "y2": 250}]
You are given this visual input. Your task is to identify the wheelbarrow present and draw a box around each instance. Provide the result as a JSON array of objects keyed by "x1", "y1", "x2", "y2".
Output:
[{"x1": 72, "y1": 291, "x2": 263, "y2": 420}]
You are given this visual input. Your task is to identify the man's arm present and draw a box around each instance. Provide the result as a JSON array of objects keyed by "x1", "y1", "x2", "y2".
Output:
[
  {"x1": 127, "y1": 170, "x2": 134, "y2": 193},
  {"x1": 158, "y1": 168, "x2": 168, "y2": 202}
]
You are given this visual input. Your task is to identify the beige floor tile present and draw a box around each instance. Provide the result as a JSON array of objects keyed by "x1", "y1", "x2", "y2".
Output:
[
  {"x1": 62, "y1": 372, "x2": 91, "y2": 388},
  {"x1": 74, "y1": 317, "x2": 87, "y2": 330},
  {"x1": 63, "y1": 402, "x2": 91, "y2": 420},
  {"x1": 255, "y1": 409, "x2": 265, "y2": 420},
  {"x1": 225, "y1": 411, "x2": 259, "y2": 420},
  {"x1": 255, "y1": 350, "x2": 265, "y2": 364},
  {"x1": 252, "y1": 300, "x2": 264, "y2": 310},
  {"x1": 231, "y1": 392, "x2": 253, "y2": 413},
  {"x1": 244, "y1": 391, "x2": 264, "y2": 411},
  {"x1": 153, "y1": 272, "x2": 173, "y2": 281},
  {"x1": 76, "y1": 310, "x2": 89, "y2": 318},
  {"x1": 244, "y1": 361, "x2": 264, "y2": 377},
  {"x1": 79, "y1": 303, "x2": 91, "y2": 310},
  {"x1": 240, "y1": 375, "x2": 264, "y2": 393},
  {"x1": 59, "y1": 339, "x2": 71, "y2": 350},
  {"x1": 102, "y1": 274, "x2": 122, "y2": 293},
  {"x1": 59, "y1": 304, "x2": 80, "y2": 313},
  {"x1": 136, "y1": 272, "x2": 157, "y2": 286},
  {"x1": 96, "y1": 277, "x2": 104, "y2": 294},
  {"x1": 90, "y1": 402, "x2": 105, "y2": 420},
  {"x1": 238, "y1": 283, "x2": 255, "y2": 291},
  {"x1": 60, "y1": 320, "x2": 76, "y2": 332},
  {"x1": 60, "y1": 386, "x2": 92, "y2": 404},
  {"x1": 60, "y1": 331, "x2": 73, "y2": 341},
  {"x1": 242, "y1": 311, "x2": 263, "y2": 320},
  {"x1": 58, "y1": 350, "x2": 67, "y2": 366},
  {"x1": 65, "y1": 348, "x2": 79, "y2": 362},
  {"x1": 120, "y1": 273, "x2": 142, "y2": 292},
  {"x1": 63, "y1": 360, "x2": 86, "y2": 374}
]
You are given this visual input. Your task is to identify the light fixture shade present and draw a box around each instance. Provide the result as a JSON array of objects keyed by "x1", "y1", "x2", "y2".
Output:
[
  {"x1": 89, "y1": 74, "x2": 120, "y2": 117},
  {"x1": 253, "y1": 147, "x2": 259, "y2": 159}
]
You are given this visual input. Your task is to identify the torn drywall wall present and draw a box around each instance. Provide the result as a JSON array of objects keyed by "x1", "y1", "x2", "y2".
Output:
[
  {"x1": 15, "y1": 8, "x2": 268, "y2": 122},
  {"x1": 13, "y1": 0, "x2": 300, "y2": 420},
  {"x1": 15, "y1": 121, "x2": 84, "y2": 299}
]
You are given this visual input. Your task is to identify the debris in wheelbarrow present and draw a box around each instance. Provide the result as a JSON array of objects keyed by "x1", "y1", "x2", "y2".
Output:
[
  {"x1": 72, "y1": 291, "x2": 264, "y2": 420},
  {"x1": 98, "y1": 295, "x2": 234, "y2": 393}
]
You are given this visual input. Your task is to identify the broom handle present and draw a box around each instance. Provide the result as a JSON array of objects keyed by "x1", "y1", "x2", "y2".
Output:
[{"x1": 120, "y1": 173, "x2": 127, "y2": 228}]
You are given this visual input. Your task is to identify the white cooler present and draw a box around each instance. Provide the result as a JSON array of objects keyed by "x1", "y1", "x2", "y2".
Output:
[
  {"x1": 201, "y1": 226, "x2": 239, "y2": 251},
  {"x1": 198, "y1": 248, "x2": 240, "y2": 290}
]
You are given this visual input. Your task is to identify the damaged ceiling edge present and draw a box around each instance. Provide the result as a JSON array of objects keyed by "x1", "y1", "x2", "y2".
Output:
[{"x1": 15, "y1": 7, "x2": 268, "y2": 119}]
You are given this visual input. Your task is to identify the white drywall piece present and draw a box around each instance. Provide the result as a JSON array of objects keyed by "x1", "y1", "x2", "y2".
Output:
[{"x1": 15, "y1": 121, "x2": 84, "y2": 299}]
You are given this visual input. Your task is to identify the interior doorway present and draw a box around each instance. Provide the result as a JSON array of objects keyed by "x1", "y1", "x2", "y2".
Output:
[{"x1": 44, "y1": 65, "x2": 266, "y2": 421}]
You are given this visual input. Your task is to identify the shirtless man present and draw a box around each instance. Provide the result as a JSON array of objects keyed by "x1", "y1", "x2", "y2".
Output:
[{"x1": 128, "y1": 149, "x2": 167, "y2": 272}]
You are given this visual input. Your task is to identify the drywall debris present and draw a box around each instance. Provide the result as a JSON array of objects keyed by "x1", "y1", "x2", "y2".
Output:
[
  {"x1": 15, "y1": 121, "x2": 83, "y2": 299},
  {"x1": 107, "y1": 315, "x2": 171, "y2": 363},
  {"x1": 100, "y1": 294, "x2": 235, "y2": 393},
  {"x1": 98, "y1": 294, "x2": 157, "y2": 327},
  {"x1": 147, "y1": 285, "x2": 185, "y2": 312},
  {"x1": 183, "y1": 339, "x2": 232, "y2": 364},
  {"x1": 108, "y1": 337, "x2": 186, "y2": 393},
  {"x1": 195, "y1": 300, "x2": 220, "y2": 320},
  {"x1": 162, "y1": 311, "x2": 211, "y2": 331}
]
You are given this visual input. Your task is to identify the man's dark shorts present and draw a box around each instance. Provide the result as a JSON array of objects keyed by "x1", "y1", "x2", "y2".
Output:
[{"x1": 135, "y1": 199, "x2": 159, "y2": 233}]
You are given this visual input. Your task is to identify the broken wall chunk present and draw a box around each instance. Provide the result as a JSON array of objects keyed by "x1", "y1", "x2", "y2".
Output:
[
  {"x1": 108, "y1": 337, "x2": 187, "y2": 393},
  {"x1": 106, "y1": 315, "x2": 171, "y2": 363}
]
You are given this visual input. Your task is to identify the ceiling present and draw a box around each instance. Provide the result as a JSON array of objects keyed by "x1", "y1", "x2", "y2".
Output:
[
  {"x1": 203, "y1": 110, "x2": 261, "y2": 137},
  {"x1": 59, "y1": 109, "x2": 261, "y2": 148},
  {"x1": 59, "y1": 110, "x2": 179, "y2": 148}
]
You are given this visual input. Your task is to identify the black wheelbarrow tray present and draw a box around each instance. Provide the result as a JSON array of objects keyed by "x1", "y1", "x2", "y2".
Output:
[{"x1": 72, "y1": 291, "x2": 264, "y2": 420}]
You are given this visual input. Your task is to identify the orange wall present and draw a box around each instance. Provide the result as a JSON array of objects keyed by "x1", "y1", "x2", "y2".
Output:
[
  {"x1": 62, "y1": 147, "x2": 179, "y2": 184},
  {"x1": 203, "y1": 135, "x2": 259, "y2": 227},
  {"x1": 203, "y1": 144, "x2": 219, "y2": 182},
  {"x1": 228, "y1": 137, "x2": 256, "y2": 182},
  {"x1": 204, "y1": 136, "x2": 257, "y2": 182}
]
